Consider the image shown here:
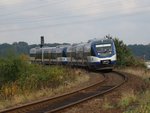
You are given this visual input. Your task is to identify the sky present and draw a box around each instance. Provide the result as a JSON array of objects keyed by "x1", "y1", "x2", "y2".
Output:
[{"x1": 0, "y1": 0, "x2": 150, "y2": 45}]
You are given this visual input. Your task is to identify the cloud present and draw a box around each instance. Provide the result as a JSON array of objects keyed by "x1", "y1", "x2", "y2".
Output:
[
  {"x1": 0, "y1": 0, "x2": 23, "y2": 5},
  {"x1": 58, "y1": 0, "x2": 141, "y2": 19},
  {"x1": 61, "y1": 0, "x2": 110, "y2": 17},
  {"x1": 120, "y1": 0, "x2": 137, "y2": 13},
  {"x1": 0, "y1": 0, "x2": 149, "y2": 44}
]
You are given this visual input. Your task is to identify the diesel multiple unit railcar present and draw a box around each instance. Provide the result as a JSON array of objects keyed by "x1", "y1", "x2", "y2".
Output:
[{"x1": 30, "y1": 38, "x2": 116, "y2": 70}]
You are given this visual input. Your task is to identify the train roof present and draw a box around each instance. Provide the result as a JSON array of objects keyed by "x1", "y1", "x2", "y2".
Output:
[
  {"x1": 31, "y1": 46, "x2": 56, "y2": 50},
  {"x1": 43, "y1": 47, "x2": 56, "y2": 50},
  {"x1": 30, "y1": 37, "x2": 114, "y2": 53},
  {"x1": 56, "y1": 45, "x2": 70, "y2": 48},
  {"x1": 88, "y1": 38, "x2": 113, "y2": 43}
]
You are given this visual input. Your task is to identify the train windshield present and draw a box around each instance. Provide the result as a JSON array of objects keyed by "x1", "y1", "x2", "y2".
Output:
[{"x1": 95, "y1": 44, "x2": 112, "y2": 57}]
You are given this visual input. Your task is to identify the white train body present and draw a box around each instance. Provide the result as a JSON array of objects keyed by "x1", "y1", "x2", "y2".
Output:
[{"x1": 30, "y1": 38, "x2": 117, "y2": 70}]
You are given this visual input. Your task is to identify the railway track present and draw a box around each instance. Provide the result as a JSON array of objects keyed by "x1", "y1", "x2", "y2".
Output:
[{"x1": 0, "y1": 71, "x2": 127, "y2": 113}]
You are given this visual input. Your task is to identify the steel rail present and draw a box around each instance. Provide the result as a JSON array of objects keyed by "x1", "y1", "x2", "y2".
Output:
[
  {"x1": 0, "y1": 72, "x2": 106, "y2": 113},
  {"x1": 45, "y1": 71, "x2": 127, "y2": 113}
]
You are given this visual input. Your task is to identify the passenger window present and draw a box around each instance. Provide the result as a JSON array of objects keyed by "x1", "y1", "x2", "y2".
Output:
[{"x1": 91, "y1": 47, "x2": 96, "y2": 56}]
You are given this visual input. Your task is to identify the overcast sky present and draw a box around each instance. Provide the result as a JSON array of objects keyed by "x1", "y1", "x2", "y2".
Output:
[{"x1": 0, "y1": 0, "x2": 150, "y2": 45}]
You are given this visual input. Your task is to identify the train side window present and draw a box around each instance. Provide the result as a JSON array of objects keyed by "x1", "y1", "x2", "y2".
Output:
[
  {"x1": 62, "y1": 51, "x2": 66, "y2": 57},
  {"x1": 51, "y1": 53, "x2": 55, "y2": 59},
  {"x1": 54, "y1": 53, "x2": 57, "y2": 58},
  {"x1": 44, "y1": 52, "x2": 49, "y2": 59},
  {"x1": 91, "y1": 47, "x2": 96, "y2": 56}
]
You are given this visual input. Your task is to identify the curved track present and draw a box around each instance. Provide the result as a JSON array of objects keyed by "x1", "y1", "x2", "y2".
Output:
[{"x1": 0, "y1": 71, "x2": 127, "y2": 113}]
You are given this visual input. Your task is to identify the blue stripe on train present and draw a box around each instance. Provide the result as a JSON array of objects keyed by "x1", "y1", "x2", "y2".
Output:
[
  {"x1": 88, "y1": 61, "x2": 116, "y2": 69},
  {"x1": 89, "y1": 61, "x2": 116, "y2": 65}
]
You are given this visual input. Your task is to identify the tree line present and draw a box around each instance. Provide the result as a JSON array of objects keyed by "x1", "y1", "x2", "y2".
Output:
[
  {"x1": 128, "y1": 44, "x2": 150, "y2": 60},
  {"x1": 0, "y1": 42, "x2": 70, "y2": 57},
  {"x1": 0, "y1": 40, "x2": 149, "y2": 61}
]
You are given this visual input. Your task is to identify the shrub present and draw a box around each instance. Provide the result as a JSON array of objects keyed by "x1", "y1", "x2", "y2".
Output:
[
  {"x1": 0, "y1": 57, "x2": 24, "y2": 84},
  {"x1": 113, "y1": 38, "x2": 146, "y2": 68},
  {"x1": 0, "y1": 55, "x2": 78, "y2": 99}
]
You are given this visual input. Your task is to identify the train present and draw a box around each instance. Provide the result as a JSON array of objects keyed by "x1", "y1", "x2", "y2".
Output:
[{"x1": 30, "y1": 38, "x2": 117, "y2": 70}]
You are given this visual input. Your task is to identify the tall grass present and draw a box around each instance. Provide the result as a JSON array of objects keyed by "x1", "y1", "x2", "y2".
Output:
[
  {"x1": 124, "y1": 90, "x2": 150, "y2": 113},
  {"x1": 0, "y1": 55, "x2": 80, "y2": 100},
  {"x1": 117, "y1": 67, "x2": 150, "y2": 113},
  {"x1": 102, "y1": 98, "x2": 114, "y2": 110},
  {"x1": 117, "y1": 67, "x2": 150, "y2": 80},
  {"x1": 118, "y1": 90, "x2": 137, "y2": 108}
]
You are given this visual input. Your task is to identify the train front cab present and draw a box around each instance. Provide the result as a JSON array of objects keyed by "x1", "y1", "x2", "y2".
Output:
[{"x1": 88, "y1": 40, "x2": 116, "y2": 70}]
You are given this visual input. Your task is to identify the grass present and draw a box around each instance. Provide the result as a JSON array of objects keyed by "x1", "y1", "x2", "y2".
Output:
[
  {"x1": 0, "y1": 55, "x2": 90, "y2": 109},
  {"x1": 124, "y1": 90, "x2": 150, "y2": 113},
  {"x1": 117, "y1": 67, "x2": 150, "y2": 79},
  {"x1": 0, "y1": 73, "x2": 89, "y2": 110},
  {"x1": 118, "y1": 90, "x2": 137, "y2": 108},
  {"x1": 0, "y1": 69, "x2": 89, "y2": 110},
  {"x1": 102, "y1": 98, "x2": 114, "y2": 110},
  {"x1": 117, "y1": 67, "x2": 150, "y2": 112}
]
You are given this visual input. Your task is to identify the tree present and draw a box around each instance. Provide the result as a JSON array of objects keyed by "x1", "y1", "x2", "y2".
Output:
[
  {"x1": 113, "y1": 38, "x2": 145, "y2": 67},
  {"x1": 128, "y1": 44, "x2": 150, "y2": 60}
]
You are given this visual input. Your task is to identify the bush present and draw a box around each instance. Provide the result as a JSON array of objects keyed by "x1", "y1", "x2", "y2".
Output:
[
  {"x1": 18, "y1": 65, "x2": 73, "y2": 91},
  {"x1": 0, "y1": 57, "x2": 25, "y2": 84},
  {"x1": 0, "y1": 55, "x2": 78, "y2": 99},
  {"x1": 113, "y1": 38, "x2": 146, "y2": 68}
]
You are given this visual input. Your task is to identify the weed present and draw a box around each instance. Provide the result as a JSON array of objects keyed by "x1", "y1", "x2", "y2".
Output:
[
  {"x1": 102, "y1": 98, "x2": 114, "y2": 110},
  {"x1": 0, "y1": 55, "x2": 89, "y2": 109},
  {"x1": 118, "y1": 68, "x2": 150, "y2": 113},
  {"x1": 117, "y1": 67, "x2": 150, "y2": 79},
  {"x1": 118, "y1": 90, "x2": 137, "y2": 108}
]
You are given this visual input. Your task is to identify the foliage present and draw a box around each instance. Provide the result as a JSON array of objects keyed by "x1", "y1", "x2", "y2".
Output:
[
  {"x1": 118, "y1": 90, "x2": 137, "y2": 108},
  {"x1": 124, "y1": 90, "x2": 150, "y2": 113},
  {"x1": 0, "y1": 56, "x2": 26, "y2": 84},
  {"x1": 128, "y1": 44, "x2": 150, "y2": 60},
  {"x1": 0, "y1": 42, "x2": 70, "y2": 58},
  {"x1": 119, "y1": 68, "x2": 150, "y2": 113},
  {"x1": 113, "y1": 38, "x2": 145, "y2": 67},
  {"x1": 12, "y1": 42, "x2": 29, "y2": 55},
  {"x1": 102, "y1": 98, "x2": 114, "y2": 110},
  {"x1": 0, "y1": 40, "x2": 149, "y2": 66},
  {"x1": 0, "y1": 55, "x2": 77, "y2": 99}
]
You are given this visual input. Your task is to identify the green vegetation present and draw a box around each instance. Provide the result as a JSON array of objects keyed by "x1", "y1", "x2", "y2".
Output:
[
  {"x1": 0, "y1": 41, "x2": 150, "y2": 61},
  {"x1": 113, "y1": 38, "x2": 145, "y2": 67},
  {"x1": 0, "y1": 42, "x2": 29, "y2": 57},
  {"x1": 0, "y1": 54, "x2": 89, "y2": 109},
  {"x1": 118, "y1": 68, "x2": 150, "y2": 113},
  {"x1": 118, "y1": 90, "x2": 137, "y2": 108},
  {"x1": 124, "y1": 90, "x2": 150, "y2": 113},
  {"x1": 0, "y1": 42, "x2": 70, "y2": 57},
  {"x1": 102, "y1": 98, "x2": 114, "y2": 110},
  {"x1": 128, "y1": 44, "x2": 150, "y2": 60},
  {"x1": 0, "y1": 55, "x2": 79, "y2": 100},
  {"x1": 0, "y1": 39, "x2": 149, "y2": 111},
  {"x1": 0, "y1": 55, "x2": 89, "y2": 109}
]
